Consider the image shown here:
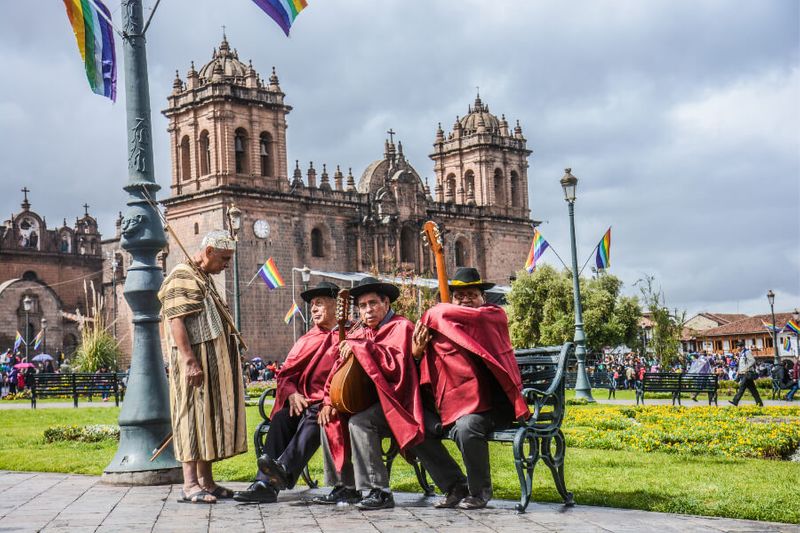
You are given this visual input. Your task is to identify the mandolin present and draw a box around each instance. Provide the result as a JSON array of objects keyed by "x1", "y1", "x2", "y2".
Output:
[
  {"x1": 329, "y1": 289, "x2": 378, "y2": 415},
  {"x1": 422, "y1": 221, "x2": 450, "y2": 303}
]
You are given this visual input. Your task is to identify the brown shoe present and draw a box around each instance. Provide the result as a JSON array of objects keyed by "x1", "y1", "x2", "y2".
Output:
[
  {"x1": 434, "y1": 484, "x2": 468, "y2": 509},
  {"x1": 457, "y1": 495, "x2": 488, "y2": 510}
]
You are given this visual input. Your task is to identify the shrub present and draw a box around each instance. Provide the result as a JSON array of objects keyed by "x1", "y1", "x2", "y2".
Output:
[
  {"x1": 43, "y1": 424, "x2": 119, "y2": 443},
  {"x1": 73, "y1": 282, "x2": 122, "y2": 372}
]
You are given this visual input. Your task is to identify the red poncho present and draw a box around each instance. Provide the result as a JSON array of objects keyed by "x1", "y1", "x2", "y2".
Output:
[
  {"x1": 323, "y1": 314, "x2": 424, "y2": 471},
  {"x1": 271, "y1": 325, "x2": 339, "y2": 417},
  {"x1": 419, "y1": 303, "x2": 528, "y2": 426}
]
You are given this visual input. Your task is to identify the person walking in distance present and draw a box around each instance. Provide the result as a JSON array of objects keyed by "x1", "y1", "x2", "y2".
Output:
[{"x1": 729, "y1": 341, "x2": 764, "y2": 407}]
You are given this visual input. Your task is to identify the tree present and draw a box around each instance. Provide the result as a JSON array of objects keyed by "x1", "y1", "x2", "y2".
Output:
[
  {"x1": 507, "y1": 265, "x2": 641, "y2": 352},
  {"x1": 635, "y1": 275, "x2": 685, "y2": 367}
]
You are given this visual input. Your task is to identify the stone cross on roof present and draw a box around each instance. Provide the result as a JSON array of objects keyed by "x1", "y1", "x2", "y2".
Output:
[{"x1": 83, "y1": 203, "x2": 90, "y2": 216}]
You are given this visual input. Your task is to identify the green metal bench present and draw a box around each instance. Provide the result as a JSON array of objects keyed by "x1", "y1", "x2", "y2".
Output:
[
  {"x1": 31, "y1": 372, "x2": 122, "y2": 408},
  {"x1": 637, "y1": 372, "x2": 718, "y2": 406}
]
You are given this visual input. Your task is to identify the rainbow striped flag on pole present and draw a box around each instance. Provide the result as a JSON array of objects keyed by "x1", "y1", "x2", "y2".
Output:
[
  {"x1": 595, "y1": 227, "x2": 611, "y2": 270},
  {"x1": 785, "y1": 319, "x2": 800, "y2": 335},
  {"x1": 13, "y1": 331, "x2": 25, "y2": 352},
  {"x1": 761, "y1": 320, "x2": 781, "y2": 333},
  {"x1": 258, "y1": 257, "x2": 285, "y2": 290},
  {"x1": 284, "y1": 301, "x2": 302, "y2": 324},
  {"x1": 62, "y1": 0, "x2": 117, "y2": 101},
  {"x1": 783, "y1": 336, "x2": 792, "y2": 352},
  {"x1": 251, "y1": 0, "x2": 308, "y2": 36},
  {"x1": 33, "y1": 330, "x2": 44, "y2": 351},
  {"x1": 524, "y1": 229, "x2": 549, "y2": 273}
]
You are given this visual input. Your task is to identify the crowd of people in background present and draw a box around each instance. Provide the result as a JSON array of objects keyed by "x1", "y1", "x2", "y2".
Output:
[{"x1": 243, "y1": 358, "x2": 280, "y2": 385}]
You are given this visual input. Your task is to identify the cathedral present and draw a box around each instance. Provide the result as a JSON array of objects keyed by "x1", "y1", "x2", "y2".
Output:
[
  {"x1": 158, "y1": 35, "x2": 538, "y2": 359},
  {"x1": 0, "y1": 190, "x2": 104, "y2": 358}
]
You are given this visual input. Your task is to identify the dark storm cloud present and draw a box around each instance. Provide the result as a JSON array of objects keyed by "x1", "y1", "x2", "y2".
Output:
[{"x1": 1, "y1": 0, "x2": 797, "y2": 315}]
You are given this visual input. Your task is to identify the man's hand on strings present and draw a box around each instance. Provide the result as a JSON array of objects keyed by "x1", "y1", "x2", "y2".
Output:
[
  {"x1": 338, "y1": 340, "x2": 354, "y2": 362},
  {"x1": 412, "y1": 322, "x2": 432, "y2": 360}
]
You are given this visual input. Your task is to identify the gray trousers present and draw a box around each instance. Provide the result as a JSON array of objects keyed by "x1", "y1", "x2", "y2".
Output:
[
  {"x1": 412, "y1": 412, "x2": 495, "y2": 500},
  {"x1": 321, "y1": 402, "x2": 391, "y2": 491}
]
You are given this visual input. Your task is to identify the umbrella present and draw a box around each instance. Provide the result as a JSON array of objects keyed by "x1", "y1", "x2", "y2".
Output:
[
  {"x1": 31, "y1": 354, "x2": 54, "y2": 362},
  {"x1": 13, "y1": 362, "x2": 35, "y2": 369},
  {"x1": 250, "y1": 357, "x2": 262, "y2": 362}
]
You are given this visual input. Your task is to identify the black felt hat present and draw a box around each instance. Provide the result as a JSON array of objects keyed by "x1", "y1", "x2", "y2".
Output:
[
  {"x1": 448, "y1": 267, "x2": 495, "y2": 292},
  {"x1": 350, "y1": 276, "x2": 400, "y2": 303},
  {"x1": 300, "y1": 281, "x2": 341, "y2": 303}
]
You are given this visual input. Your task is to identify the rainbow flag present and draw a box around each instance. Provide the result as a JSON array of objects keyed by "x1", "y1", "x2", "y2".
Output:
[
  {"x1": 63, "y1": 0, "x2": 117, "y2": 101},
  {"x1": 595, "y1": 227, "x2": 611, "y2": 270},
  {"x1": 258, "y1": 257, "x2": 285, "y2": 289},
  {"x1": 13, "y1": 331, "x2": 24, "y2": 352},
  {"x1": 33, "y1": 330, "x2": 44, "y2": 351},
  {"x1": 761, "y1": 320, "x2": 781, "y2": 333},
  {"x1": 524, "y1": 229, "x2": 549, "y2": 273},
  {"x1": 785, "y1": 319, "x2": 800, "y2": 335},
  {"x1": 284, "y1": 301, "x2": 301, "y2": 324},
  {"x1": 251, "y1": 0, "x2": 308, "y2": 36},
  {"x1": 783, "y1": 336, "x2": 792, "y2": 352}
]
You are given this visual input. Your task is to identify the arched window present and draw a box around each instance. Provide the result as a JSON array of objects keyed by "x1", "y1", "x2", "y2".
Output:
[
  {"x1": 400, "y1": 226, "x2": 416, "y2": 265},
  {"x1": 464, "y1": 170, "x2": 475, "y2": 200},
  {"x1": 454, "y1": 238, "x2": 469, "y2": 267},
  {"x1": 493, "y1": 168, "x2": 506, "y2": 205},
  {"x1": 199, "y1": 131, "x2": 210, "y2": 175},
  {"x1": 510, "y1": 171, "x2": 520, "y2": 207},
  {"x1": 180, "y1": 135, "x2": 191, "y2": 181},
  {"x1": 311, "y1": 228, "x2": 324, "y2": 258},
  {"x1": 259, "y1": 132, "x2": 273, "y2": 177},
  {"x1": 234, "y1": 128, "x2": 248, "y2": 174},
  {"x1": 446, "y1": 174, "x2": 457, "y2": 203},
  {"x1": 22, "y1": 271, "x2": 38, "y2": 281}
]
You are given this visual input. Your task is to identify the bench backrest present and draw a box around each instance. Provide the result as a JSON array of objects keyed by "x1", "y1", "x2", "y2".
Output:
[
  {"x1": 642, "y1": 372, "x2": 681, "y2": 391},
  {"x1": 679, "y1": 373, "x2": 718, "y2": 392},
  {"x1": 33, "y1": 373, "x2": 119, "y2": 394},
  {"x1": 514, "y1": 343, "x2": 574, "y2": 434}
]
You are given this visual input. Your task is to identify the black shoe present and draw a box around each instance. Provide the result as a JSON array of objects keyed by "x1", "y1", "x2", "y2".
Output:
[
  {"x1": 434, "y1": 484, "x2": 468, "y2": 509},
  {"x1": 457, "y1": 495, "x2": 489, "y2": 510},
  {"x1": 727, "y1": 400, "x2": 738, "y2": 406},
  {"x1": 356, "y1": 488, "x2": 394, "y2": 510},
  {"x1": 257, "y1": 454, "x2": 291, "y2": 490},
  {"x1": 311, "y1": 485, "x2": 362, "y2": 505},
  {"x1": 233, "y1": 481, "x2": 278, "y2": 503}
]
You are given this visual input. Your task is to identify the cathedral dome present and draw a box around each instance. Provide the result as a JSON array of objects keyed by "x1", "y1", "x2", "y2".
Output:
[
  {"x1": 459, "y1": 94, "x2": 500, "y2": 134},
  {"x1": 198, "y1": 35, "x2": 248, "y2": 82}
]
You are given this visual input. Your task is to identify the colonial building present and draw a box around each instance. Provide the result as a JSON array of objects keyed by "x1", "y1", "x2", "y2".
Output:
[
  {"x1": 157, "y1": 36, "x2": 538, "y2": 359},
  {"x1": 0, "y1": 190, "x2": 103, "y2": 358},
  {"x1": 693, "y1": 313, "x2": 797, "y2": 359}
]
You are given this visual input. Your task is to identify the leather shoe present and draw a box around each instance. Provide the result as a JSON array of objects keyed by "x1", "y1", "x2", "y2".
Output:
[
  {"x1": 233, "y1": 481, "x2": 278, "y2": 503},
  {"x1": 434, "y1": 484, "x2": 468, "y2": 509},
  {"x1": 311, "y1": 485, "x2": 362, "y2": 505},
  {"x1": 356, "y1": 488, "x2": 394, "y2": 510},
  {"x1": 457, "y1": 495, "x2": 489, "y2": 510},
  {"x1": 257, "y1": 454, "x2": 290, "y2": 490}
]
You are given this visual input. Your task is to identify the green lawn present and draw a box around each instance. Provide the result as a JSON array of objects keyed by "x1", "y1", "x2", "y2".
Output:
[{"x1": 0, "y1": 405, "x2": 798, "y2": 523}]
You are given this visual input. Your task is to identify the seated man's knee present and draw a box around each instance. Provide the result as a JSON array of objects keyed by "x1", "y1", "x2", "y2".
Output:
[{"x1": 452, "y1": 414, "x2": 488, "y2": 440}]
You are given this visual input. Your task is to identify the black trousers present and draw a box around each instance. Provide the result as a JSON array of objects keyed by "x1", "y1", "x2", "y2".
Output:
[
  {"x1": 255, "y1": 403, "x2": 321, "y2": 489},
  {"x1": 732, "y1": 375, "x2": 763, "y2": 406}
]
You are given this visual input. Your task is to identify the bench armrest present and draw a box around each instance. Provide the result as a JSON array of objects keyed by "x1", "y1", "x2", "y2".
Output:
[{"x1": 257, "y1": 387, "x2": 277, "y2": 421}]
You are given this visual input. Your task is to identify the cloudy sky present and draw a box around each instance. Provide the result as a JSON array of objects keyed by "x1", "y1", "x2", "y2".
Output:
[{"x1": 1, "y1": 0, "x2": 798, "y2": 316}]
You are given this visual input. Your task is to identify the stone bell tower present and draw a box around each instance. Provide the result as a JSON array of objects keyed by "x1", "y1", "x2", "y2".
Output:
[
  {"x1": 430, "y1": 93, "x2": 532, "y2": 219},
  {"x1": 162, "y1": 33, "x2": 291, "y2": 196}
]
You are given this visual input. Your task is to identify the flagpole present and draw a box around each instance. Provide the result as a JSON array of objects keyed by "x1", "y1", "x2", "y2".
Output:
[
  {"x1": 578, "y1": 242, "x2": 599, "y2": 277},
  {"x1": 547, "y1": 246, "x2": 572, "y2": 273}
]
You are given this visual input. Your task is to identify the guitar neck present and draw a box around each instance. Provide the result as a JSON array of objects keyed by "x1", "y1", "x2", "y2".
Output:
[{"x1": 434, "y1": 254, "x2": 450, "y2": 303}]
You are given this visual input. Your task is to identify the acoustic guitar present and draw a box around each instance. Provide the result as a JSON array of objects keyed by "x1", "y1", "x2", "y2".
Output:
[
  {"x1": 422, "y1": 220, "x2": 450, "y2": 303},
  {"x1": 328, "y1": 289, "x2": 378, "y2": 415}
]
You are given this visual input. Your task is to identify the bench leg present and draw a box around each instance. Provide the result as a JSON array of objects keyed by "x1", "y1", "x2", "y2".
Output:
[
  {"x1": 512, "y1": 426, "x2": 538, "y2": 513},
  {"x1": 253, "y1": 421, "x2": 268, "y2": 458},
  {"x1": 540, "y1": 430, "x2": 575, "y2": 508},
  {"x1": 301, "y1": 466, "x2": 318, "y2": 489}
]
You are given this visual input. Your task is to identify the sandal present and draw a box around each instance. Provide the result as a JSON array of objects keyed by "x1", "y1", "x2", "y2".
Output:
[
  {"x1": 208, "y1": 485, "x2": 234, "y2": 499},
  {"x1": 178, "y1": 489, "x2": 217, "y2": 504}
]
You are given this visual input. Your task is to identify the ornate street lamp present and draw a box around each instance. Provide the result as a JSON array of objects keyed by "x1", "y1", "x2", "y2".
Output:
[
  {"x1": 767, "y1": 290, "x2": 780, "y2": 365},
  {"x1": 227, "y1": 203, "x2": 243, "y2": 331},
  {"x1": 560, "y1": 168, "x2": 594, "y2": 402},
  {"x1": 108, "y1": 251, "x2": 120, "y2": 341},
  {"x1": 300, "y1": 266, "x2": 312, "y2": 333},
  {"x1": 22, "y1": 295, "x2": 32, "y2": 362}
]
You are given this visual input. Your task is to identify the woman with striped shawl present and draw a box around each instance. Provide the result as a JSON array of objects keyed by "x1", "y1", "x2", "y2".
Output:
[{"x1": 158, "y1": 230, "x2": 247, "y2": 504}]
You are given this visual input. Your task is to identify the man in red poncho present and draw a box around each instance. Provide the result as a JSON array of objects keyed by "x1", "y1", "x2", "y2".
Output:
[
  {"x1": 316, "y1": 277, "x2": 423, "y2": 510},
  {"x1": 233, "y1": 281, "x2": 341, "y2": 504},
  {"x1": 411, "y1": 267, "x2": 528, "y2": 510}
]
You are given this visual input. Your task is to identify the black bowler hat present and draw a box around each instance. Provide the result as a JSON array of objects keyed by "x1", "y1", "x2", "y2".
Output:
[
  {"x1": 350, "y1": 276, "x2": 400, "y2": 303},
  {"x1": 300, "y1": 281, "x2": 341, "y2": 303},
  {"x1": 448, "y1": 267, "x2": 495, "y2": 292}
]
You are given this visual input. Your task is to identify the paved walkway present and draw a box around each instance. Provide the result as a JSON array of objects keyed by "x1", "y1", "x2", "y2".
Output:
[{"x1": 0, "y1": 472, "x2": 796, "y2": 533}]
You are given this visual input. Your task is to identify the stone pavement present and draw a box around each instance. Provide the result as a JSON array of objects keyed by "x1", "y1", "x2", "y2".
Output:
[{"x1": 0, "y1": 472, "x2": 796, "y2": 533}]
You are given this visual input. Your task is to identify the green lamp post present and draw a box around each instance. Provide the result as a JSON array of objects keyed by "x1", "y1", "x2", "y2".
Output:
[
  {"x1": 767, "y1": 290, "x2": 780, "y2": 365},
  {"x1": 560, "y1": 168, "x2": 594, "y2": 402}
]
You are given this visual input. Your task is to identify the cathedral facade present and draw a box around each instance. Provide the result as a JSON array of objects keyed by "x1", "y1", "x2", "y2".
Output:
[{"x1": 160, "y1": 37, "x2": 537, "y2": 359}]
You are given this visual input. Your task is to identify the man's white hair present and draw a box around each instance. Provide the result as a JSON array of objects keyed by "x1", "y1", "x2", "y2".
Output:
[{"x1": 201, "y1": 230, "x2": 236, "y2": 251}]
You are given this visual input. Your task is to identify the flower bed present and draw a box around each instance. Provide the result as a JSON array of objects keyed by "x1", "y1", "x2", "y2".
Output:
[
  {"x1": 564, "y1": 405, "x2": 800, "y2": 460},
  {"x1": 43, "y1": 424, "x2": 120, "y2": 443},
  {"x1": 246, "y1": 380, "x2": 276, "y2": 398}
]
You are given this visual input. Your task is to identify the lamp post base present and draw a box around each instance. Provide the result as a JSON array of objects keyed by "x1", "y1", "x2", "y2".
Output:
[{"x1": 101, "y1": 468, "x2": 182, "y2": 486}]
